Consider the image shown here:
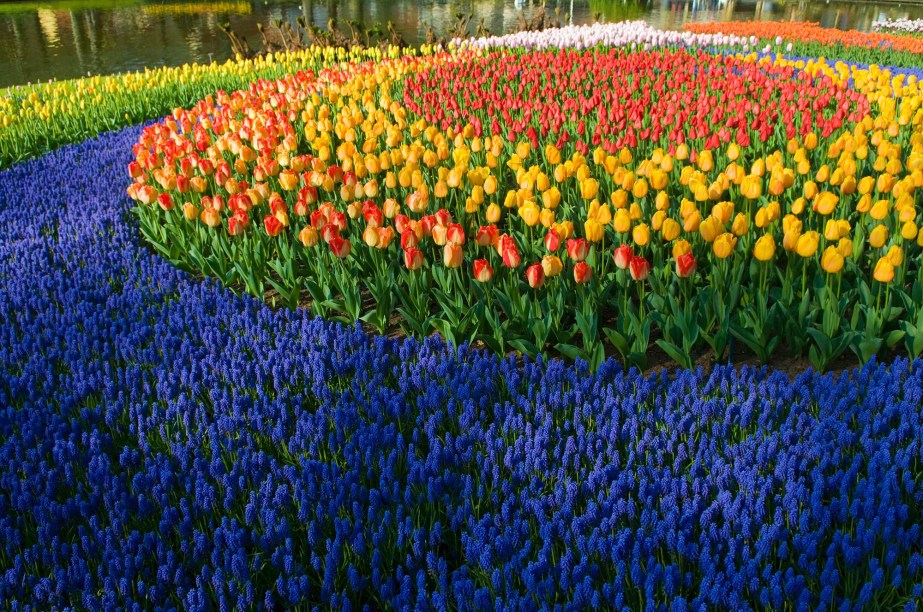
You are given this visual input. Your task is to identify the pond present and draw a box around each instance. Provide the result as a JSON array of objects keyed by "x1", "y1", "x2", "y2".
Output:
[{"x1": 3, "y1": 0, "x2": 923, "y2": 89}]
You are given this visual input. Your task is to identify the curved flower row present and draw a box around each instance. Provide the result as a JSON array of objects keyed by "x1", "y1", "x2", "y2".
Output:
[
  {"x1": 131, "y1": 46, "x2": 923, "y2": 370},
  {"x1": 3, "y1": 124, "x2": 923, "y2": 609},
  {"x1": 873, "y1": 18, "x2": 923, "y2": 34},
  {"x1": 686, "y1": 21, "x2": 923, "y2": 66},
  {"x1": 0, "y1": 44, "x2": 436, "y2": 168},
  {"x1": 452, "y1": 20, "x2": 752, "y2": 51}
]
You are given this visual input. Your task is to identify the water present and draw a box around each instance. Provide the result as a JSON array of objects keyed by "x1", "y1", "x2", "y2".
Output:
[{"x1": 3, "y1": 0, "x2": 923, "y2": 89}]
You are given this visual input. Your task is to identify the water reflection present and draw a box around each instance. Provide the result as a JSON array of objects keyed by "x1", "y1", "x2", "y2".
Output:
[{"x1": 3, "y1": 0, "x2": 923, "y2": 88}]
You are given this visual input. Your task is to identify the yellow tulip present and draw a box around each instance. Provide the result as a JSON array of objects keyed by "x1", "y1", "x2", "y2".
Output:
[
  {"x1": 672, "y1": 239, "x2": 692, "y2": 258},
  {"x1": 901, "y1": 221, "x2": 918, "y2": 240},
  {"x1": 836, "y1": 237, "x2": 853, "y2": 258},
  {"x1": 585, "y1": 219, "x2": 605, "y2": 242},
  {"x1": 520, "y1": 202, "x2": 541, "y2": 227},
  {"x1": 821, "y1": 246, "x2": 844, "y2": 273},
  {"x1": 699, "y1": 216, "x2": 722, "y2": 243},
  {"x1": 873, "y1": 257, "x2": 895, "y2": 283},
  {"x1": 633, "y1": 223, "x2": 651, "y2": 246},
  {"x1": 486, "y1": 203, "x2": 501, "y2": 224},
  {"x1": 661, "y1": 218, "x2": 681, "y2": 241},
  {"x1": 712, "y1": 233, "x2": 737, "y2": 259},
  {"x1": 796, "y1": 232, "x2": 819, "y2": 258},
  {"x1": 753, "y1": 235, "x2": 776, "y2": 261},
  {"x1": 580, "y1": 178, "x2": 599, "y2": 200},
  {"x1": 887, "y1": 244, "x2": 904, "y2": 267},
  {"x1": 813, "y1": 192, "x2": 838, "y2": 215},
  {"x1": 868, "y1": 224, "x2": 889, "y2": 249},
  {"x1": 732, "y1": 213, "x2": 749, "y2": 237},
  {"x1": 612, "y1": 209, "x2": 632, "y2": 234}
]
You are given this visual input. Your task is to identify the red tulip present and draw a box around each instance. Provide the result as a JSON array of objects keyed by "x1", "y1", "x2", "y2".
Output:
[
  {"x1": 420, "y1": 215, "x2": 436, "y2": 237},
  {"x1": 310, "y1": 209, "x2": 328, "y2": 230},
  {"x1": 394, "y1": 214, "x2": 411, "y2": 235},
  {"x1": 613, "y1": 244, "x2": 633, "y2": 269},
  {"x1": 329, "y1": 236, "x2": 351, "y2": 258},
  {"x1": 566, "y1": 238, "x2": 589, "y2": 262},
  {"x1": 544, "y1": 229, "x2": 561, "y2": 252},
  {"x1": 473, "y1": 258, "x2": 493, "y2": 283},
  {"x1": 157, "y1": 192, "x2": 174, "y2": 212},
  {"x1": 228, "y1": 212, "x2": 248, "y2": 236},
  {"x1": 446, "y1": 223, "x2": 466, "y2": 246},
  {"x1": 400, "y1": 229, "x2": 419, "y2": 251},
  {"x1": 321, "y1": 223, "x2": 340, "y2": 243},
  {"x1": 573, "y1": 261, "x2": 593, "y2": 284},
  {"x1": 404, "y1": 247, "x2": 424, "y2": 270},
  {"x1": 264, "y1": 214, "x2": 284, "y2": 237},
  {"x1": 526, "y1": 263, "x2": 545, "y2": 289},
  {"x1": 476, "y1": 225, "x2": 499, "y2": 247},
  {"x1": 629, "y1": 255, "x2": 651, "y2": 281},
  {"x1": 499, "y1": 235, "x2": 521, "y2": 268},
  {"x1": 435, "y1": 208, "x2": 452, "y2": 227},
  {"x1": 676, "y1": 252, "x2": 696, "y2": 278}
]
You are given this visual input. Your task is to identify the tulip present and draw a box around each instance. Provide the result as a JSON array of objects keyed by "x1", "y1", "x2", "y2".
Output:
[
  {"x1": 363, "y1": 226, "x2": 380, "y2": 248},
  {"x1": 672, "y1": 240, "x2": 692, "y2": 259},
  {"x1": 526, "y1": 264, "x2": 545, "y2": 289},
  {"x1": 887, "y1": 245, "x2": 904, "y2": 267},
  {"x1": 404, "y1": 247, "x2": 424, "y2": 270},
  {"x1": 183, "y1": 202, "x2": 199, "y2": 221},
  {"x1": 731, "y1": 213, "x2": 748, "y2": 237},
  {"x1": 699, "y1": 216, "x2": 722, "y2": 243},
  {"x1": 585, "y1": 219, "x2": 605, "y2": 243},
  {"x1": 431, "y1": 224, "x2": 448, "y2": 247},
  {"x1": 299, "y1": 226, "x2": 318, "y2": 248},
  {"x1": 542, "y1": 255, "x2": 563, "y2": 278},
  {"x1": 613, "y1": 244, "x2": 633, "y2": 269},
  {"x1": 228, "y1": 213, "x2": 248, "y2": 236},
  {"x1": 902, "y1": 221, "x2": 918, "y2": 240},
  {"x1": 322, "y1": 223, "x2": 340, "y2": 244},
  {"x1": 676, "y1": 252, "x2": 696, "y2": 278},
  {"x1": 821, "y1": 246, "x2": 844, "y2": 274},
  {"x1": 661, "y1": 218, "x2": 681, "y2": 242},
  {"x1": 813, "y1": 191, "x2": 838, "y2": 215},
  {"x1": 868, "y1": 224, "x2": 889, "y2": 249},
  {"x1": 473, "y1": 259, "x2": 493, "y2": 283},
  {"x1": 753, "y1": 235, "x2": 776, "y2": 262},
  {"x1": 476, "y1": 225, "x2": 499, "y2": 247},
  {"x1": 566, "y1": 238, "x2": 590, "y2": 262},
  {"x1": 628, "y1": 256, "x2": 650, "y2": 281},
  {"x1": 795, "y1": 232, "x2": 819, "y2": 258},
  {"x1": 545, "y1": 229, "x2": 561, "y2": 252},
  {"x1": 632, "y1": 223, "x2": 650, "y2": 247},
  {"x1": 712, "y1": 233, "x2": 737, "y2": 259},
  {"x1": 613, "y1": 209, "x2": 632, "y2": 234},
  {"x1": 499, "y1": 236, "x2": 521, "y2": 268},
  {"x1": 324, "y1": 235, "x2": 349, "y2": 258},
  {"x1": 873, "y1": 256, "x2": 895, "y2": 283},
  {"x1": 263, "y1": 215, "x2": 284, "y2": 237},
  {"x1": 443, "y1": 243, "x2": 463, "y2": 268},
  {"x1": 446, "y1": 223, "x2": 466, "y2": 246},
  {"x1": 157, "y1": 192, "x2": 174, "y2": 212},
  {"x1": 486, "y1": 203, "x2": 501, "y2": 223},
  {"x1": 520, "y1": 202, "x2": 541, "y2": 227},
  {"x1": 574, "y1": 261, "x2": 593, "y2": 284}
]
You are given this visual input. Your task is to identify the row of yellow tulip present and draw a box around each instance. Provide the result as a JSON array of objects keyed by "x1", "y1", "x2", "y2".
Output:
[{"x1": 0, "y1": 44, "x2": 438, "y2": 168}]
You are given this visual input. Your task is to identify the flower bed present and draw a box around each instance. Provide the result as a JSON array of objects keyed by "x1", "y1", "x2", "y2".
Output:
[
  {"x1": 0, "y1": 45, "x2": 429, "y2": 169},
  {"x1": 2, "y1": 128, "x2": 923, "y2": 609},
  {"x1": 686, "y1": 21, "x2": 923, "y2": 68},
  {"x1": 130, "y1": 47, "x2": 923, "y2": 371}
]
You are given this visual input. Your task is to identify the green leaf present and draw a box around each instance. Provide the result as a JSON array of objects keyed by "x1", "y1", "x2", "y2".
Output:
[
  {"x1": 655, "y1": 339, "x2": 693, "y2": 369},
  {"x1": 554, "y1": 343, "x2": 585, "y2": 361}
]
